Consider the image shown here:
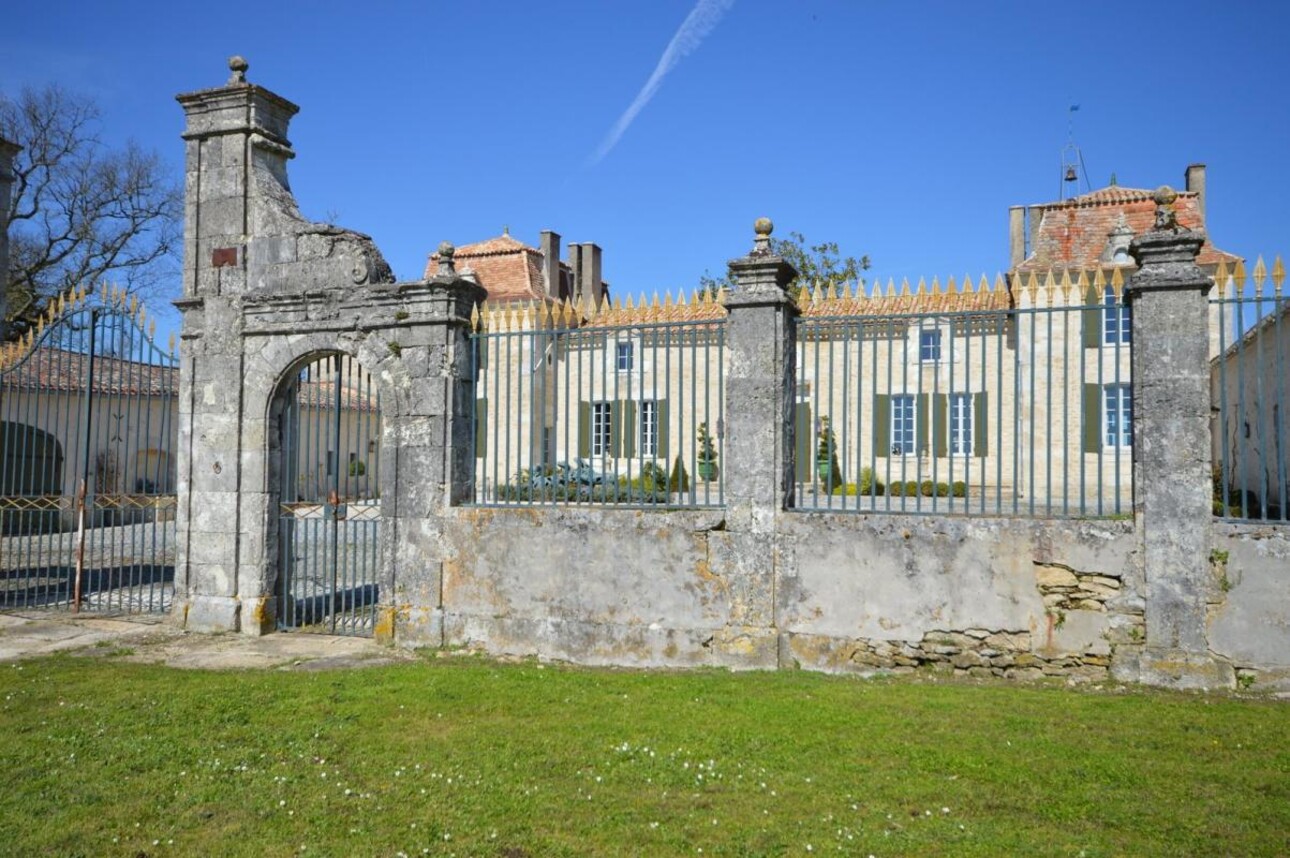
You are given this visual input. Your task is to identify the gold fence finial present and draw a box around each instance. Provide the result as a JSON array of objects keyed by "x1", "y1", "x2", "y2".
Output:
[
  {"x1": 1272, "y1": 255, "x2": 1285, "y2": 295},
  {"x1": 1252, "y1": 255, "x2": 1267, "y2": 296},
  {"x1": 1110, "y1": 265, "x2": 1125, "y2": 299}
]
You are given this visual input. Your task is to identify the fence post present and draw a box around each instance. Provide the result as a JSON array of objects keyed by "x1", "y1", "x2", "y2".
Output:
[
  {"x1": 380, "y1": 243, "x2": 485, "y2": 644},
  {"x1": 715, "y1": 219, "x2": 798, "y2": 666},
  {"x1": 1122, "y1": 186, "x2": 1232, "y2": 689}
]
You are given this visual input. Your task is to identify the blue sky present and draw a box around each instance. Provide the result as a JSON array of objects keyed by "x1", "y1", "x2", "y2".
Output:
[{"x1": 6, "y1": 0, "x2": 1290, "y2": 336}]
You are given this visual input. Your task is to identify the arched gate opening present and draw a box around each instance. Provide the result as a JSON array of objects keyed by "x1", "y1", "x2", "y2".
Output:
[{"x1": 271, "y1": 352, "x2": 382, "y2": 636}]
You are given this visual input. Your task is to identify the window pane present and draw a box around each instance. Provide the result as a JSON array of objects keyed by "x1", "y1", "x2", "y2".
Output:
[
  {"x1": 891, "y1": 395, "x2": 916, "y2": 455},
  {"x1": 592, "y1": 402, "x2": 612, "y2": 456},
  {"x1": 640, "y1": 400, "x2": 657, "y2": 457},
  {"x1": 950, "y1": 393, "x2": 972, "y2": 455},
  {"x1": 919, "y1": 330, "x2": 941, "y2": 362}
]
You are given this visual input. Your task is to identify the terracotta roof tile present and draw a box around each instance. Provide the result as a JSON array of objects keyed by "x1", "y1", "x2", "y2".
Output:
[
  {"x1": 1017, "y1": 185, "x2": 1239, "y2": 272},
  {"x1": 424, "y1": 234, "x2": 549, "y2": 302}
]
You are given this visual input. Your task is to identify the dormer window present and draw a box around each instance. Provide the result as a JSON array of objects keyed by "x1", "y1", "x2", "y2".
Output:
[{"x1": 919, "y1": 329, "x2": 942, "y2": 363}]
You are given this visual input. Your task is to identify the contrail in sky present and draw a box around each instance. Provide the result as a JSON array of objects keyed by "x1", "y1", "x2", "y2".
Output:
[{"x1": 589, "y1": 0, "x2": 736, "y2": 165}]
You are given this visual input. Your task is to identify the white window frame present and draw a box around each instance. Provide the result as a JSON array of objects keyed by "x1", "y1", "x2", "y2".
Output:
[
  {"x1": 1102, "y1": 287, "x2": 1131, "y2": 346},
  {"x1": 919, "y1": 328, "x2": 942, "y2": 363},
  {"x1": 592, "y1": 401, "x2": 613, "y2": 456},
  {"x1": 891, "y1": 394, "x2": 917, "y2": 456},
  {"x1": 639, "y1": 399, "x2": 658, "y2": 458},
  {"x1": 949, "y1": 392, "x2": 973, "y2": 456},
  {"x1": 615, "y1": 341, "x2": 634, "y2": 372},
  {"x1": 1102, "y1": 384, "x2": 1132, "y2": 448}
]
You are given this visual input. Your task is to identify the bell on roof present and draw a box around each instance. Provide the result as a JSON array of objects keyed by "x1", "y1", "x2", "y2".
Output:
[{"x1": 1064, "y1": 165, "x2": 1078, "y2": 183}]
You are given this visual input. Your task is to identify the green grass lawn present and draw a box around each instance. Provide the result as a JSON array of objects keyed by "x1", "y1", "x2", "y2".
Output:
[{"x1": 1, "y1": 654, "x2": 1287, "y2": 857}]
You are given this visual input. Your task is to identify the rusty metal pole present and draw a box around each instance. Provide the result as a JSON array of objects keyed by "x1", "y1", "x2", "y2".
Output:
[{"x1": 73, "y1": 478, "x2": 87, "y2": 613}]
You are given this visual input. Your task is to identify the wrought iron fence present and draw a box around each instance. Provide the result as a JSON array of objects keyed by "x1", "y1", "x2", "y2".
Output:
[
  {"x1": 793, "y1": 271, "x2": 1134, "y2": 517},
  {"x1": 1211, "y1": 257, "x2": 1288, "y2": 523},
  {"x1": 469, "y1": 294, "x2": 726, "y2": 508},
  {"x1": 0, "y1": 286, "x2": 177, "y2": 612}
]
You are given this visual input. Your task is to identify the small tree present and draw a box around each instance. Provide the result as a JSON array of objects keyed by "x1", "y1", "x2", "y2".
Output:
[
  {"x1": 668, "y1": 454, "x2": 690, "y2": 493},
  {"x1": 696, "y1": 422, "x2": 718, "y2": 481},
  {"x1": 815, "y1": 416, "x2": 843, "y2": 487},
  {"x1": 700, "y1": 229, "x2": 870, "y2": 300}
]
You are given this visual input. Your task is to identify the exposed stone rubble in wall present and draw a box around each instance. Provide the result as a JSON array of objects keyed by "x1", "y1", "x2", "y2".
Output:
[
  {"x1": 841, "y1": 629, "x2": 1109, "y2": 681},
  {"x1": 1035, "y1": 562, "x2": 1126, "y2": 612}
]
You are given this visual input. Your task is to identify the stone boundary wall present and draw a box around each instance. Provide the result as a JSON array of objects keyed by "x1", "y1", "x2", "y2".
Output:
[
  {"x1": 415, "y1": 507, "x2": 1148, "y2": 683},
  {"x1": 1208, "y1": 522, "x2": 1290, "y2": 689}
]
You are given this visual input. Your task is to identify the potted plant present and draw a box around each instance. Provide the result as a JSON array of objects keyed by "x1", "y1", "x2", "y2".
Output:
[
  {"x1": 816, "y1": 416, "x2": 842, "y2": 486},
  {"x1": 696, "y1": 422, "x2": 718, "y2": 482}
]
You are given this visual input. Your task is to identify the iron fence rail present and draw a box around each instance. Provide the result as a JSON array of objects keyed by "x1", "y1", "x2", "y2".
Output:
[
  {"x1": 470, "y1": 314, "x2": 725, "y2": 509},
  {"x1": 275, "y1": 353, "x2": 381, "y2": 637},
  {"x1": 1211, "y1": 259, "x2": 1288, "y2": 523},
  {"x1": 0, "y1": 297, "x2": 177, "y2": 612},
  {"x1": 794, "y1": 297, "x2": 1134, "y2": 517}
]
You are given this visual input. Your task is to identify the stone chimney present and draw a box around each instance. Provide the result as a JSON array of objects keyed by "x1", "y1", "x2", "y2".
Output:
[
  {"x1": 539, "y1": 230, "x2": 561, "y2": 300},
  {"x1": 1027, "y1": 206, "x2": 1043, "y2": 261},
  {"x1": 578, "y1": 242, "x2": 603, "y2": 306},
  {"x1": 1008, "y1": 206, "x2": 1026, "y2": 269},
  {"x1": 0, "y1": 136, "x2": 19, "y2": 326},
  {"x1": 1185, "y1": 163, "x2": 1206, "y2": 225}
]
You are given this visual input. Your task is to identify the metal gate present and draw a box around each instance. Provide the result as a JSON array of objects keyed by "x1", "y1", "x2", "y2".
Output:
[
  {"x1": 0, "y1": 287, "x2": 177, "y2": 613},
  {"x1": 276, "y1": 353, "x2": 381, "y2": 636}
]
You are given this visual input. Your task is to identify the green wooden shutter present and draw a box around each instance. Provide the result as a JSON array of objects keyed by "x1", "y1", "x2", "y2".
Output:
[
  {"x1": 1082, "y1": 283, "x2": 1101, "y2": 348},
  {"x1": 1082, "y1": 384, "x2": 1101, "y2": 453},
  {"x1": 578, "y1": 401, "x2": 591, "y2": 457},
  {"x1": 622, "y1": 400, "x2": 637, "y2": 458},
  {"x1": 474, "y1": 398, "x2": 487, "y2": 458},
  {"x1": 933, "y1": 395, "x2": 948, "y2": 457},
  {"x1": 610, "y1": 401, "x2": 623, "y2": 458},
  {"x1": 657, "y1": 401, "x2": 669, "y2": 458},
  {"x1": 795, "y1": 402, "x2": 812, "y2": 479},
  {"x1": 874, "y1": 395, "x2": 891, "y2": 455},
  {"x1": 973, "y1": 392, "x2": 989, "y2": 458},
  {"x1": 917, "y1": 394, "x2": 930, "y2": 454}
]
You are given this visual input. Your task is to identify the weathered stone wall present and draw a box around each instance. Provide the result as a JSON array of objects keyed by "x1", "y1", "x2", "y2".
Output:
[
  {"x1": 1207, "y1": 522, "x2": 1290, "y2": 691},
  {"x1": 417, "y1": 507, "x2": 1143, "y2": 681}
]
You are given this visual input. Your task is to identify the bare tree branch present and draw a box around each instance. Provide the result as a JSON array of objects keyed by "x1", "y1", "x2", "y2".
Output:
[{"x1": 2, "y1": 85, "x2": 181, "y2": 340}]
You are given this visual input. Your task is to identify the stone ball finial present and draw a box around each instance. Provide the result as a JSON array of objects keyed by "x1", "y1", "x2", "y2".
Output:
[
  {"x1": 1153, "y1": 185, "x2": 1178, "y2": 207},
  {"x1": 227, "y1": 56, "x2": 249, "y2": 85},
  {"x1": 435, "y1": 241, "x2": 457, "y2": 277},
  {"x1": 1151, "y1": 185, "x2": 1184, "y2": 232},
  {"x1": 751, "y1": 217, "x2": 774, "y2": 255}
]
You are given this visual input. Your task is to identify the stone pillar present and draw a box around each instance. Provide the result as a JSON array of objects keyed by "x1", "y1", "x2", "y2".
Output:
[
  {"x1": 0, "y1": 136, "x2": 20, "y2": 327},
  {"x1": 382, "y1": 244, "x2": 485, "y2": 645},
  {"x1": 1008, "y1": 206, "x2": 1026, "y2": 269},
  {"x1": 1122, "y1": 186, "x2": 1232, "y2": 689},
  {"x1": 716, "y1": 218, "x2": 798, "y2": 667},
  {"x1": 171, "y1": 57, "x2": 291, "y2": 632}
]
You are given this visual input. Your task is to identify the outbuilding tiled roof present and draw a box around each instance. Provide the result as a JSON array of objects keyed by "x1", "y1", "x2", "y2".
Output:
[
  {"x1": 1016, "y1": 185, "x2": 1239, "y2": 272},
  {"x1": 424, "y1": 233, "x2": 549, "y2": 302}
]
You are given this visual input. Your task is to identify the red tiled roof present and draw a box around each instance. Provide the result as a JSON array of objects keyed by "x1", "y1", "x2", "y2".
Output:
[
  {"x1": 799, "y1": 281, "x2": 1010, "y2": 316},
  {"x1": 2, "y1": 347, "x2": 375, "y2": 411},
  {"x1": 425, "y1": 233, "x2": 549, "y2": 302},
  {"x1": 1016, "y1": 185, "x2": 1239, "y2": 272},
  {"x1": 1, "y1": 347, "x2": 177, "y2": 396}
]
